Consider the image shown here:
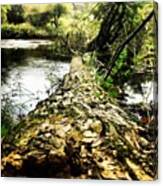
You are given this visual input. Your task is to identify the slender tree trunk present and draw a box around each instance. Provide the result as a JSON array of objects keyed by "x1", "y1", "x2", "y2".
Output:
[{"x1": 104, "y1": 10, "x2": 154, "y2": 80}]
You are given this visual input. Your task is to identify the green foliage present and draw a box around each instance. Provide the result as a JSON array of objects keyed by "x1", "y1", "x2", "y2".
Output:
[
  {"x1": 52, "y1": 4, "x2": 67, "y2": 20},
  {"x1": 83, "y1": 52, "x2": 120, "y2": 98},
  {"x1": 46, "y1": 4, "x2": 67, "y2": 28},
  {"x1": 7, "y1": 5, "x2": 25, "y2": 24},
  {"x1": 101, "y1": 79, "x2": 119, "y2": 98},
  {"x1": 52, "y1": 4, "x2": 67, "y2": 18},
  {"x1": 1, "y1": 3, "x2": 98, "y2": 49},
  {"x1": 88, "y1": 49, "x2": 128, "y2": 98},
  {"x1": 1, "y1": 5, "x2": 11, "y2": 24},
  {"x1": 1, "y1": 98, "x2": 15, "y2": 138},
  {"x1": 67, "y1": 29, "x2": 87, "y2": 52},
  {"x1": 111, "y1": 48, "x2": 128, "y2": 76},
  {"x1": 95, "y1": 70, "x2": 119, "y2": 98},
  {"x1": 1, "y1": 23, "x2": 48, "y2": 39},
  {"x1": 43, "y1": 38, "x2": 72, "y2": 59},
  {"x1": 28, "y1": 11, "x2": 51, "y2": 27}
]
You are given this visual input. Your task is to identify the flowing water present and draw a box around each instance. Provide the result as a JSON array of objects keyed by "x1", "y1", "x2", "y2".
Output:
[{"x1": 1, "y1": 39, "x2": 70, "y2": 118}]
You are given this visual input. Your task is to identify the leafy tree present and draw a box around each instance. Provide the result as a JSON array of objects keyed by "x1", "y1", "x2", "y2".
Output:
[
  {"x1": 1, "y1": 5, "x2": 11, "y2": 24},
  {"x1": 28, "y1": 11, "x2": 51, "y2": 27},
  {"x1": 87, "y1": 2, "x2": 156, "y2": 82},
  {"x1": 7, "y1": 5, "x2": 25, "y2": 24},
  {"x1": 51, "y1": 4, "x2": 67, "y2": 28}
]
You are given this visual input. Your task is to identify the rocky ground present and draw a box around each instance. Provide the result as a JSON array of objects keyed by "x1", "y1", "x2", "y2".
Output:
[{"x1": 1, "y1": 56, "x2": 157, "y2": 180}]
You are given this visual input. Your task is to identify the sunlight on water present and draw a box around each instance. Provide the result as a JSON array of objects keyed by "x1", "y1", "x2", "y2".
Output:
[
  {"x1": 1, "y1": 39, "x2": 53, "y2": 49},
  {"x1": 1, "y1": 40, "x2": 70, "y2": 116}
]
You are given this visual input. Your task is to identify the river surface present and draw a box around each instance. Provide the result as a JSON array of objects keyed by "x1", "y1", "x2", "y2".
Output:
[
  {"x1": 1, "y1": 39, "x2": 156, "y2": 120},
  {"x1": 1, "y1": 39, "x2": 70, "y2": 118}
]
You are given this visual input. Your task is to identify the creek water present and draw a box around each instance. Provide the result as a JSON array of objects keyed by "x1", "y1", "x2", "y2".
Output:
[
  {"x1": 1, "y1": 39, "x2": 156, "y2": 120},
  {"x1": 124, "y1": 81, "x2": 156, "y2": 105},
  {"x1": 1, "y1": 39, "x2": 70, "y2": 118}
]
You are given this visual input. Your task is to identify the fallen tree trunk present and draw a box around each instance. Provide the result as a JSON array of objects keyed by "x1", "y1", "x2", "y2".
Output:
[{"x1": 1, "y1": 56, "x2": 157, "y2": 180}]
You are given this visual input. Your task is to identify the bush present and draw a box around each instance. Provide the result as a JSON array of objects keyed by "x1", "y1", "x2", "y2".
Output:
[
  {"x1": 1, "y1": 97, "x2": 15, "y2": 138},
  {"x1": 67, "y1": 30, "x2": 87, "y2": 52},
  {"x1": 7, "y1": 5, "x2": 25, "y2": 24},
  {"x1": 28, "y1": 12, "x2": 51, "y2": 27},
  {"x1": 51, "y1": 4, "x2": 67, "y2": 27},
  {"x1": 1, "y1": 23, "x2": 48, "y2": 39},
  {"x1": 1, "y1": 5, "x2": 11, "y2": 24}
]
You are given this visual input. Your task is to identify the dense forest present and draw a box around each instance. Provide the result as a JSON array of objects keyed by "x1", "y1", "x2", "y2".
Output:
[{"x1": 1, "y1": 2, "x2": 157, "y2": 180}]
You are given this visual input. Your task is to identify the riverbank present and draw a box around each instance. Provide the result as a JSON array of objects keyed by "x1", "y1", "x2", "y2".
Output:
[
  {"x1": 1, "y1": 39, "x2": 72, "y2": 138},
  {"x1": 1, "y1": 23, "x2": 49, "y2": 39},
  {"x1": 1, "y1": 56, "x2": 157, "y2": 180}
]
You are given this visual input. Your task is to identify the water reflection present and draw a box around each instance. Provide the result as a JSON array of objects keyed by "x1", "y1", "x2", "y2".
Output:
[{"x1": 1, "y1": 40, "x2": 70, "y2": 118}]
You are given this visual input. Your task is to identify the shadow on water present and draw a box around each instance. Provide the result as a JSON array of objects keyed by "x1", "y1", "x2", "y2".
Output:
[{"x1": 1, "y1": 46, "x2": 71, "y2": 84}]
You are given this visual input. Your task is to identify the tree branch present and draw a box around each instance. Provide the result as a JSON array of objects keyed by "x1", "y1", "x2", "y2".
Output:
[{"x1": 104, "y1": 10, "x2": 154, "y2": 80}]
